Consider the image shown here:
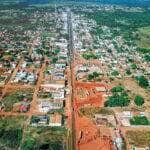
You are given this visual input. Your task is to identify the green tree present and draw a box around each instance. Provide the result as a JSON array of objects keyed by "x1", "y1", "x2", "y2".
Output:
[
  {"x1": 137, "y1": 76, "x2": 149, "y2": 88},
  {"x1": 82, "y1": 53, "x2": 97, "y2": 60},
  {"x1": 111, "y1": 86, "x2": 124, "y2": 93},
  {"x1": 105, "y1": 93, "x2": 130, "y2": 107},
  {"x1": 134, "y1": 95, "x2": 144, "y2": 106},
  {"x1": 130, "y1": 116, "x2": 149, "y2": 125},
  {"x1": 93, "y1": 72, "x2": 100, "y2": 78},
  {"x1": 131, "y1": 63, "x2": 137, "y2": 69},
  {"x1": 88, "y1": 74, "x2": 94, "y2": 81},
  {"x1": 52, "y1": 57, "x2": 58, "y2": 64},
  {"x1": 144, "y1": 55, "x2": 150, "y2": 62},
  {"x1": 54, "y1": 49, "x2": 60, "y2": 55},
  {"x1": 87, "y1": 72, "x2": 100, "y2": 81},
  {"x1": 126, "y1": 69, "x2": 132, "y2": 75},
  {"x1": 111, "y1": 70, "x2": 119, "y2": 76}
]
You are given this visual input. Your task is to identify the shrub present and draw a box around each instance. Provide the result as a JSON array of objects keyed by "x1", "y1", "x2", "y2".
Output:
[
  {"x1": 144, "y1": 55, "x2": 150, "y2": 61},
  {"x1": 111, "y1": 86, "x2": 124, "y2": 93},
  {"x1": 82, "y1": 52, "x2": 97, "y2": 60},
  {"x1": 130, "y1": 116, "x2": 149, "y2": 125},
  {"x1": 134, "y1": 95, "x2": 144, "y2": 106},
  {"x1": 111, "y1": 70, "x2": 119, "y2": 76},
  {"x1": 54, "y1": 49, "x2": 60, "y2": 55},
  {"x1": 87, "y1": 72, "x2": 100, "y2": 81},
  {"x1": 131, "y1": 63, "x2": 137, "y2": 69},
  {"x1": 126, "y1": 69, "x2": 132, "y2": 75},
  {"x1": 136, "y1": 76, "x2": 149, "y2": 88}
]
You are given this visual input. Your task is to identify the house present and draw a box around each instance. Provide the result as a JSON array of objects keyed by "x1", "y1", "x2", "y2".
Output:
[
  {"x1": 19, "y1": 101, "x2": 30, "y2": 112},
  {"x1": 38, "y1": 100, "x2": 63, "y2": 113},
  {"x1": 55, "y1": 63, "x2": 66, "y2": 69},
  {"x1": 31, "y1": 115, "x2": 49, "y2": 126},
  {"x1": 52, "y1": 90, "x2": 65, "y2": 99},
  {"x1": 41, "y1": 83, "x2": 65, "y2": 90},
  {"x1": 53, "y1": 70, "x2": 65, "y2": 80}
]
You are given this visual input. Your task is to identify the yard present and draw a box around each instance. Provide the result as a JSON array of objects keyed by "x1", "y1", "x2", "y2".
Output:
[{"x1": 2, "y1": 89, "x2": 33, "y2": 112}]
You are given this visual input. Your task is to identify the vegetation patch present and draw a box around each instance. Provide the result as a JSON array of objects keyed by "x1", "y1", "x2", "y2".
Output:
[
  {"x1": 134, "y1": 95, "x2": 144, "y2": 106},
  {"x1": 136, "y1": 76, "x2": 149, "y2": 88},
  {"x1": 137, "y1": 26, "x2": 150, "y2": 49},
  {"x1": 2, "y1": 89, "x2": 33, "y2": 112},
  {"x1": 79, "y1": 106, "x2": 114, "y2": 118},
  {"x1": 138, "y1": 48, "x2": 150, "y2": 54},
  {"x1": 111, "y1": 70, "x2": 119, "y2": 77},
  {"x1": 82, "y1": 52, "x2": 97, "y2": 60},
  {"x1": 130, "y1": 116, "x2": 149, "y2": 125},
  {"x1": 0, "y1": 116, "x2": 27, "y2": 150},
  {"x1": 126, "y1": 131, "x2": 150, "y2": 147},
  {"x1": 22, "y1": 126, "x2": 67, "y2": 150},
  {"x1": 87, "y1": 72, "x2": 100, "y2": 81},
  {"x1": 105, "y1": 86, "x2": 130, "y2": 107}
]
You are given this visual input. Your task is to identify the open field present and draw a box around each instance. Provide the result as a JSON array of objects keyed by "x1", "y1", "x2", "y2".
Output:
[{"x1": 137, "y1": 26, "x2": 150, "y2": 48}]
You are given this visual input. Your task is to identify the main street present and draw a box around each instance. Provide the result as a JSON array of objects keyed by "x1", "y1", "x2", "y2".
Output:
[{"x1": 67, "y1": 9, "x2": 76, "y2": 150}]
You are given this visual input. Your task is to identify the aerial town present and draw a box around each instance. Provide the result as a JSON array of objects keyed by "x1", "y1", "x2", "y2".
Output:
[{"x1": 0, "y1": 1, "x2": 150, "y2": 150}]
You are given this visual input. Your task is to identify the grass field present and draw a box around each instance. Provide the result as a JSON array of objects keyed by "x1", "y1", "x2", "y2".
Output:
[{"x1": 137, "y1": 26, "x2": 150, "y2": 49}]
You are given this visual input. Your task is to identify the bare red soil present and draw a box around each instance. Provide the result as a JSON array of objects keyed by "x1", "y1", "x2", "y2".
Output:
[{"x1": 74, "y1": 81, "x2": 113, "y2": 150}]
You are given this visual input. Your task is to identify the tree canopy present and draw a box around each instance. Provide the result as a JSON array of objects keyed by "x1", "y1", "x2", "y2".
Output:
[
  {"x1": 134, "y1": 95, "x2": 144, "y2": 106},
  {"x1": 136, "y1": 76, "x2": 149, "y2": 88},
  {"x1": 105, "y1": 86, "x2": 130, "y2": 107},
  {"x1": 130, "y1": 116, "x2": 149, "y2": 125}
]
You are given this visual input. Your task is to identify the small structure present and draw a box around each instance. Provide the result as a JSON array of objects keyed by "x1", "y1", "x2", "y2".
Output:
[
  {"x1": 31, "y1": 115, "x2": 49, "y2": 126},
  {"x1": 38, "y1": 100, "x2": 63, "y2": 113}
]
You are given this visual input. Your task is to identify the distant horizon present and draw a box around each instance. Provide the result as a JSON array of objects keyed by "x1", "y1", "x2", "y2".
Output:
[
  {"x1": 1, "y1": 0, "x2": 150, "y2": 7},
  {"x1": 26, "y1": 0, "x2": 150, "y2": 7}
]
